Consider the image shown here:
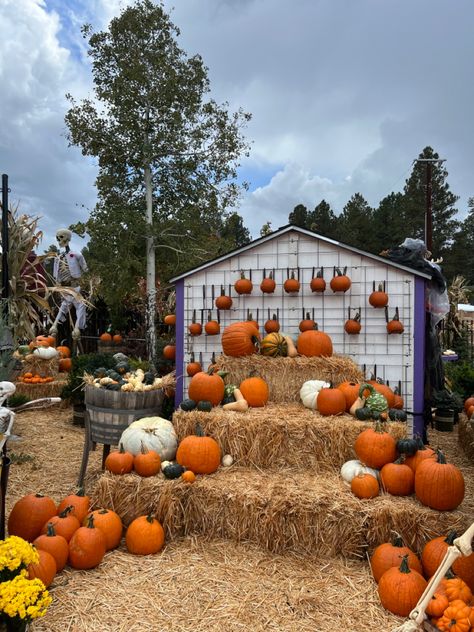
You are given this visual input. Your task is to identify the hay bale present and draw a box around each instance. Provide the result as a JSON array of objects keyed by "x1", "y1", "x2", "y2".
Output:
[
  {"x1": 14, "y1": 377, "x2": 68, "y2": 399},
  {"x1": 458, "y1": 414, "x2": 474, "y2": 461},
  {"x1": 213, "y1": 354, "x2": 364, "y2": 403},
  {"x1": 92, "y1": 466, "x2": 468, "y2": 559},
  {"x1": 172, "y1": 405, "x2": 407, "y2": 470},
  {"x1": 21, "y1": 355, "x2": 59, "y2": 378}
]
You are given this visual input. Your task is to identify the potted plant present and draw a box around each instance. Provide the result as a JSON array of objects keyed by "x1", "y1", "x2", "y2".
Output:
[{"x1": 430, "y1": 388, "x2": 463, "y2": 431}]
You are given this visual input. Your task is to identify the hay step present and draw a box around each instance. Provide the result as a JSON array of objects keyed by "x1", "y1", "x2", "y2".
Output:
[
  {"x1": 458, "y1": 414, "x2": 474, "y2": 461},
  {"x1": 93, "y1": 466, "x2": 469, "y2": 559},
  {"x1": 172, "y1": 404, "x2": 407, "y2": 470}
]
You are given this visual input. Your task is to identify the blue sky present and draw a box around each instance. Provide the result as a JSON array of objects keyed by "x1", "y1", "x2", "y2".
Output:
[{"x1": 1, "y1": 0, "x2": 473, "y2": 250}]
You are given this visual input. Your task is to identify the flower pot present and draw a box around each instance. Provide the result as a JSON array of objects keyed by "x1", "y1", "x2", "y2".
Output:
[{"x1": 433, "y1": 407, "x2": 455, "y2": 432}]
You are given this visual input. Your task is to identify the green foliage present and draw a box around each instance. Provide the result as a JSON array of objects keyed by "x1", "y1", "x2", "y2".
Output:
[
  {"x1": 445, "y1": 361, "x2": 474, "y2": 401},
  {"x1": 128, "y1": 357, "x2": 152, "y2": 372},
  {"x1": 60, "y1": 353, "x2": 117, "y2": 405},
  {"x1": 430, "y1": 387, "x2": 464, "y2": 413},
  {"x1": 338, "y1": 194, "x2": 376, "y2": 251},
  {"x1": 7, "y1": 394, "x2": 31, "y2": 408}
]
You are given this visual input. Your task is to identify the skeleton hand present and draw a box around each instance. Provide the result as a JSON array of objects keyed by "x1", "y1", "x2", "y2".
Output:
[
  {"x1": 72, "y1": 326, "x2": 81, "y2": 340},
  {"x1": 49, "y1": 323, "x2": 58, "y2": 336}
]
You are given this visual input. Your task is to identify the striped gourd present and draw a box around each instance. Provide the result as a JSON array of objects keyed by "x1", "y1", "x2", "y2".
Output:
[{"x1": 260, "y1": 332, "x2": 288, "y2": 357}]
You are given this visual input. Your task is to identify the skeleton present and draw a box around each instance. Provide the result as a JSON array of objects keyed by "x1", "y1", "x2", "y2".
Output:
[
  {"x1": 49, "y1": 229, "x2": 88, "y2": 340},
  {"x1": 391, "y1": 523, "x2": 474, "y2": 631},
  {"x1": 0, "y1": 382, "x2": 17, "y2": 436}
]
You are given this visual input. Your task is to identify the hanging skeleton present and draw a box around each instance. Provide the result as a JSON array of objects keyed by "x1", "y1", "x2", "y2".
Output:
[{"x1": 49, "y1": 229, "x2": 88, "y2": 340}]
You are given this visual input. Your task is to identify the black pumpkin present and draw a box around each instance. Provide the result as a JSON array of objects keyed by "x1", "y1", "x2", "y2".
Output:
[
  {"x1": 197, "y1": 400, "x2": 213, "y2": 412},
  {"x1": 222, "y1": 393, "x2": 236, "y2": 405},
  {"x1": 144, "y1": 371, "x2": 155, "y2": 385},
  {"x1": 163, "y1": 463, "x2": 186, "y2": 479},
  {"x1": 355, "y1": 406, "x2": 373, "y2": 421},
  {"x1": 94, "y1": 366, "x2": 109, "y2": 378},
  {"x1": 180, "y1": 399, "x2": 197, "y2": 412},
  {"x1": 106, "y1": 382, "x2": 121, "y2": 391},
  {"x1": 396, "y1": 437, "x2": 418, "y2": 455},
  {"x1": 115, "y1": 361, "x2": 130, "y2": 375},
  {"x1": 107, "y1": 370, "x2": 122, "y2": 382},
  {"x1": 389, "y1": 408, "x2": 408, "y2": 422}
]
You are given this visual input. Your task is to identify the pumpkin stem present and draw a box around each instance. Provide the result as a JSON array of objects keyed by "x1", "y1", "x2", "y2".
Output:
[
  {"x1": 445, "y1": 531, "x2": 458, "y2": 545},
  {"x1": 76, "y1": 487, "x2": 86, "y2": 497},
  {"x1": 98, "y1": 509, "x2": 109, "y2": 515},
  {"x1": 359, "y1": 382, "x2": 374, "y2": 398},
  {"x1": 119, "y1": 442, "x2": 126, "y2": 454},
  {"x1": 435, "y1": 449, "x2": 447, "y2": 464},
  {"x1": 146, "y1": 513, "x2": 155, "y2": 524},
  {"x1": 195, "y1": 422, "x2": 205, "y2": 437},
  {"x1": 46, "y1": 523, "x2": 56, "y2": 537},
  {"x1": 86, "y1": 514, "x2": 95, "y2": 529},
  {"x1": 59, "y1": 505, "x2": 74, "y2": 518},
  {"x1": 444, "y1": 568, "x2": 456, "y2": 580},
  {"x1": 391, "y1": 532, "x2": 404, "y2": 547},
  {"x1": 398, "y1": 555, "x2": 411, "y2": 574},
  {"x1": 140, "y1": 440, "x2": 149, "y2": 455}
]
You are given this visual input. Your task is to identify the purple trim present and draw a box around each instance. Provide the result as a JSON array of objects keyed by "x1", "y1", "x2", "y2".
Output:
[
  {"x1": 412, "y1": 277, "x2": 426, "y2": 437},
  {"x1": 174, "y1": 279, "x2": 185, "y2": 407}
]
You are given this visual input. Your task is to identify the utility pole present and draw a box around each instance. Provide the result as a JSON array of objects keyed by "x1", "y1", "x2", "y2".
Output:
[{"x1": 414, "y1": 158, "x2": 446, "y2": 254}]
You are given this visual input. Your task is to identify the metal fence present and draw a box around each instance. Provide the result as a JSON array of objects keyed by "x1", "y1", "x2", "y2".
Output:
[{"x1": 438, "y1": 318, "x2": 474, "y2": 361}]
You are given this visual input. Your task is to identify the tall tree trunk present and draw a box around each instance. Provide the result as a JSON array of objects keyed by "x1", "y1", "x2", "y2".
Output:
[{"x1": 144, "y1": 163, "x2": 156, "y2": 365}]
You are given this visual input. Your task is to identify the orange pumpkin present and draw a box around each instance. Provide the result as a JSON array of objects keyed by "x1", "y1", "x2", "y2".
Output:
[
  {"x1": 8, "y1": 493, "x2": 57, "y2": 542},
  {"x1": 215, "y1": 287, "x2": 232, "y2": 310},
  {"x1": 68, "y1": 514, "x2": 106, "y2": 569},
  {"x1": 33, "y1": 523, "x2": 69, "y2": 572},
  {"x1": 297, "y1": 325, "x2": 333, "y2": 357},
  {"x1": 188, "y1": 369, "x2": 225, "y2": 406},
  {"x1": 133, "y1": 442, "x2": 161, "y2": 477},
  {"x1": 436, "y1": 600, "x2": 471, "y2": 632},
  {"x1": 299, "y1": 312, "x2": 315, "y2": 332},
  {"x1": 351, "y1": 473, "x2": 379, "y2": 499},
  {"x1": 378, "y1": 555, "x2": 427, "y2": 617},
  {"x1": 28, "y1": 548, "x2": 57, "y2": 588},
  {"x1": 99, "y1": 333, "x2": 112, "y2": 342},
  {"x1": 56, "y1": 345, "x2": 71, "y2": 358},
  {"x1": 181, "y1": 470, "x2": 196, "y2": 484},
  {"x1": 260, "y1": 271, "x2": 276, "y2": 294},
  {"x1": 43, "y1": 506, "x2": 81, "y2": 542},
  {"x1": 176, "y1": 423, "x2": 221, "y2": 474},
  {"x1": 464, "y1": 397, "x2": 474, "y2": 413},
  {"x1": 112, "y1": 333, "x2": 123, "y2": 344},
  {"x1": 337, "y1": 381, "x2": 360, "y2": 412},
  {"x1": 57, "y1": 488, "x2": 90, "y2": 524},
  {"x1": 283, "y1": 271, "x2": 300, "y2": 294},
  {"x1": 239, "y1": 375, "x2": 269, "y2": 407},
  {"x1": 354, "y1": 421, "x2": 397, "y2": 469},
  {"x1": 440, "y1": 571, "x2": 473, "y2": 603},
  {"x1": 85, "y1": 509, "x2": 123, "y2": 551},
  {"x1": 264, "y1": 314, "x2": 280, "y2": 334},
  {"x1": 164, "y1": 314, "x2": 176, "y2": 326},
  {"x1": 330, "y1": 267, "x2": 351, "y2": 293},
  {"x1": 105, "y1": 443, "x2": 134, "y2": 475},
  {"x1": 222, "y1": 322, "x2": 260, "y2": 357},
  {"x1": 415, "y1": 449, "x2": 465, "y2": 511},
  {"x1": 234, "y1": 271, "x2": 253, "y2": 295},
  {"x1": 125, "y1": 513, "x2": 165, "y2": 555},
  {"x1": 186, "y1": 353, "x2": 202, "y2": 377},
  {"x1": 380, "y1": 457, "x2": 415, "y2": 496},
  {"x1": 425, "y1": 592, "x2": 449, "y2": 618},
  {"x1": 163, "y1": 344, "x2": 176, "y2": 361},
  {"x1": 59, "y1": 357, "x2": 72, "y2": 372},
  {"x1": 370, "y1": 534, "x2": 422, "y2": 583},
  {"x1": 317, "y1": 386, "x2": 346, "y2": 416},
  {"x1": 344, "y1": 314, "x2": 362, "y2": 335},
  {"x1": 310, "y1": 268, "x2": 326, "y2": 292},
  {"x1": 369, "y1": 282, "x2": 389, "y2": 308},
  {"x1": 204, "y1": 312, "x2": 220, "y2": 336},
  {"x1": 404, "y1": 438, "x2": 436, "y2": 472}
]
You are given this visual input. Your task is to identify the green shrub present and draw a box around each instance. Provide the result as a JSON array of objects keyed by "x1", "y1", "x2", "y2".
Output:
[
  {"x1": 60, "y1": 353, "x2": 117, "y2": 406},
  {"x1": 445, "y1": 360, "x2": 474, "y2": 401},
  {"x1": 7, "y1": 393, "x2": 31, "y2": 408}
]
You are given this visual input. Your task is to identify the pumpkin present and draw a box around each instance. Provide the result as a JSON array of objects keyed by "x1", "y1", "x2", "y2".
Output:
[
  {"x1": 284, "y1": 270, "x2": 300, "y2": 294},
  {"x1": 56, "y1": 346, "x2": 71, "y2": 360},
  {"x1": 464, "y1": 396, "x2": 474, "y2": 413},
  {"x1": 85, "y1": 509, "x2": 123, "y2": 551},
  {"x1": 299, "y1": 312, "x2": 315, "y2": 332},
  {"x1": 68, "y1": 514, "x2": 106, "y2": 569},
  {"x1": 360, "y1": 383, "x2": 389, "y2": 417},
  {"x1": 33, "y1": 523, "x2": 69, "y2": 572},
  {"x1": 317, "y1": 386, "x2": 346, "y2": 416},
  {"x1": 260, "y1": 332, "x2": 288, "y2": 357},
  {"x1": 337, "y1": 381, "x2": 361, "y2": 412},
  {"x1": 310, "y1": 267, "x2": 326, "y2": 293},
  {"x1": 57, "y1": 488, "x2": 90, "y2": 524},
  {"x1": 176, "y1": 423, "x2": 221, "y2": 474},
  {"x1": 105, "y1": 442, "x2": 134, "y2": 474},
  {"x1": 133, "y1": 441, "x2": 161, "y2": 477},
  {"x1": 393, "y1": 391, "x2": 404, "y2": 409},
  {"x1": 204, "y1": 311, "x2": 220, "y2": 336},
  {"x1": 437, "y1": 600, "x2": 471, "y2": 632},
  {"x1": 354, "y1": 421, "x2": 397, "y2": 469},
  {"x1": 126, "y1": 514, "x2": 165, "y2": 555},
  {"x1": 239, "y1": 375, "x2": 269, "y2": 407},
  {"x1": 119, "y1": 417, "x2": 178, "y2": 460},
  {"x1": 28, "y1": 548, "x2": 56, "y2": 588},
  {"x1": 330, "y1": 267, "x2": 351, "y2": 293},
  {"x1": 188, "y1": 368, "x2": 225, "y2": 406},
  {"x1": 180, "y1": 398, "x2": 197, "y2": 412},
  {"x1": 404, "y1": 437, "x2": 436, "y2": 472},
  {"x1": 99, "y1": 333, "x2": 112, "y2": 342},
  {"x1": 370, "y1": 533, "x2": 423, "y2": 583},
  {"x1": 422, "y1": 531, "x2": 459, "y2": 580},
  {"x1": 425, "y1": 592, "x2": 449, "y2": 618},
  {"x1": 355, "y1": 406, "x2": 375, "y2": 421},
  {"x1": 234, "y1": 270, "x2": 253, "y2": 295},
  {"x1": 186, "y1": 352, "x2": 202, "y2": 377},
  {"x1": 369, "y1": 282, "x2": 389, "y2": 308},
  {"x1": 300, "y1": 380, "x2": 330, "y2": 410},
  {"x1": 188, "y1": 313, "x2": 202, "y2": 336},
  {"x1": 351, "y1": 472, "x2": 379, "y2": 499},
  {"x1": 260, "y1": 271, "x2": 276, "y2": 294},
  {"x1": 215, "y1": 286, "x2": 232, "y2": 310},
  {"x1": 380, "y1": 457, "x2": 415, "y2": 496},
  {"x1": 297, "y1": 325, "x2": 333, "y2": 357},
  {"x1": 112, "y1": 333, "x2": 123, "y2": 344},
  {"x1": 197, "y1": 400, "x2": 213, "y2": 412},
  {"x1": 181, "y1": 470, "x2": 196, "y2": 483},
  {"x1": 33, "y1": 346, "x2": 59, "y2": 360},
  {"x1": 43, "y1": 506, "x2": 81, "y2": 542},
  {"x1": 163, "y1": 463, "x2": 186, "y2": 479},
  {"x1": 415, "y1": 449, "x2": 465, "y2": 511},
  {"x1": 163, "y1": 344, "x2": 176, "y2": 361},
  {"x1": 264, "y1": 314, "x2": 280, "y2": 333},
  {"x1": 378, "y1": 555, "x2": 427, "y2": 617},
  {"x1": 387, "y1": 307, "x2": 404, "y2": 334},
  {"x1": 222, "y1": 454, "x2": 234, "y2": 467},
  {"x1": 396, "y1": 437, "x2": 418, "y2": 455},
  {"x1": 222, "y1": 321, "x2": 260, "y2": 357},
  {"x1": 440, "y1": 570, "x2": 473, "y2": 603},
  {"x1": 164, "y1": 314, "x2": 176, "y2": 326},
  {"x1": 340, "y1": 459, "x2": 379, "y2": 484},
  {"x1": 59, "y1": 357, "x2": 72, "y2": 372},
  {"x1": 344, "y1": 311, "x2": 362, "y2": 335},
  {"x1": 389, "y1": 408, "x2": 408, "y2": 422},
  {"x1": 8, "y1": 493, "x2": 57, "y2": 542}
]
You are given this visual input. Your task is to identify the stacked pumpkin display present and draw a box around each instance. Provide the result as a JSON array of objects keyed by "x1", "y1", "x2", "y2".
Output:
[
  {"x1": 15, "y1": 335, "x2": 72, "y2": 382},
  {"x1": 369, "y1": 530, "x2": 474, "y2": 629}
]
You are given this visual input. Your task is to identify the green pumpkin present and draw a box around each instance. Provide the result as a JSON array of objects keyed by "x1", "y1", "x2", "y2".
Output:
[
  {"x1": 359, "y1": 383, "x2": 388, "y2": 417},
  {"x1": 94, "y1": 367, "x2": 109, "y2": 378},
  {"x1": 17, "y1": 345, "x2": 31, "y2": 356},
  {"x1": 180, "y1": 398, "x2": 197, "y2": 412},
  {"x1": 197, "y1": 400, "x2": 213, "y2": 412},
  {"x1": 163, "y1": 463, "x2": 186, "y2": 479},
  {"x1": 107, "y1": 370, "x2": 122, "y2": 382},
  {"x1": 396, "y1": 437, "x2": 417, "y2": 455},
  {"x1": 144, "y1": 371, "x2": 155, "y2": 385},
  {"x1": 355, "y1": 406, "x2": 373, "y2": 421},
  {"x1": 106, "y1": 382, "x2": 121, "y2": 391},
  {"x1": 224, "y1": 384, "x2": 237, "y2": 398},
  {"x1": 389, "y1": 408, "x2": 408, "y2": 422},
  {"x1": 115, "y1": 361, "x2": 130, "y2": 375}
]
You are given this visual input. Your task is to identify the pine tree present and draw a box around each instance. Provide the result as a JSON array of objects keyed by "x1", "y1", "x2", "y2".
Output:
[
  {"x1": 308, "y1": 200, "x2": 339, "y2": 239},
  {"x1": 338, "y1": 193, "x2": 376, "y2": 251},
  {"x1": 288, "y1": 204, "x2": 309, "y2": 228},
  {"x1": 372, "y1": 192, "x2": 408, "y2": 252}
]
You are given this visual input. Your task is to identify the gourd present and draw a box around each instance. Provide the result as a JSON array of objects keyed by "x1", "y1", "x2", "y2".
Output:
[
  {"x1": 284, "y1": 335, "x2": 298, "y2": 358},
  {"x1": 404, "y1": 437, "x2": 436, "y2": 472},
  {"x1": 68, "y1": 514, "x2": 106, "y2": 570},
  {"x1": 260, "y1": 332, "x2": 288, "y2": 357},
  {"x1": 222, "y1": 454, "x2": 234, "y2": 467},
  {"x1": 33, "y1": 346, "x2": 59, "y2": 360},
  {"x1": 125, "y1": 513, "x2": 165, "y2": 555},
  {"x1": 197, "y1": 400, "x2": 213, "y2": 412},
  {"x1": 119, "y1": 417, "x2": 178, "y2": 460},
  {"x1": 389, "y1": 408, "x2": 408, "y2": 422},
  {"x1": 8, "y1": 493, "x2": 57, "y2": 542},
  {"x1": 370, "y1": 534, "x2": 423, "y2": 583},
  {"x1": 378, "y1": 555, "x2": 427, "y2": 617},
  {"x1": 222, "y1": 388, "x2": 249, "y2": 412},
  {"x1": 396, "y1": 437, "x2": 418, "y2": 455},
  {"x1": 415, "y1": 449, "x2": 465, "y2": 511},
  {"x1": 340, "y1": 459, "x2": 379, "y2": 484},
  {"x1": 234, "y1": 270, "x2": 253, "y2": 295},
  {"x1": 355, "y1": 406, "x2": 374, "y2": 421},
  {"x1": 299, "y1": 380, "x2": 330, "y2": 410},
  {"x1": 437, "y1": 600, "x2": 472, "y2": 632},
  {"x1": 163, "y1": 463, "x2": 186, "y2": 479},
  {"x1": 180, "y1": 398, "x2": 197, "y2": 412},
  {"x1": 330, "y1": 266, "x2": 351, "y2": 292},
  {"x1": 359, "y1": 383, "x2": 388, "y2": 417},
  {"x1": 176, "y1": 423, "x2": 221, "y2": 474}
]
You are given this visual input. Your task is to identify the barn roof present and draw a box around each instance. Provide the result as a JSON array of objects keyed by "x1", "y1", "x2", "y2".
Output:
[{"x1": 169, "y1": 224, "x2": 432, "y2": 283}]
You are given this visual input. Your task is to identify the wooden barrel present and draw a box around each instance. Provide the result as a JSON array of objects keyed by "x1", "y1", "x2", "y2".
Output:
[
  {"x1": 433, "y1": 408, "x2": 454, "y2": 432},
  {"x1": 85, "y1": 386, "x2": 164, "y2": 446}
]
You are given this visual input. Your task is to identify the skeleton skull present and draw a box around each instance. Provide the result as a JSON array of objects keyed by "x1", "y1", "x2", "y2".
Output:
[
  {"x1": 56, "y1": 229, "x2": 72, "y2": 248},
  {"x1": 0, "y1": 381, "x2": 16, "y2": 405}
]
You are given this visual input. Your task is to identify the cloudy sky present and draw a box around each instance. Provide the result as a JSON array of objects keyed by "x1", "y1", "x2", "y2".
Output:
[{"x1": 1, "y1": 0, "x2": 473, "y2": 249}]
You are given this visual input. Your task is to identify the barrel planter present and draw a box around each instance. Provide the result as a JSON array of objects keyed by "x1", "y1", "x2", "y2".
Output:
[{"x1": 78, "y1": 386, "x2": 164, "y2": 486}]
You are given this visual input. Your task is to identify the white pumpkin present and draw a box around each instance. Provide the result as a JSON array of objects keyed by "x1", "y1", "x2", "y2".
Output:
[
  {"x1": 340, "y1": 459, "x2": 379, "y2": 484},
  {"x1": 119, "y1": 416, "x2": 177, "y2": 459},
  {"x1": 33, "y1": 346, "x2": 59, "y2": 360},
  {"x1": 221, "y1": 454, "x2": 234, "y2": 467},
  {"x1": 299, "y1": 380, "x2": 330, "y2": 410}
]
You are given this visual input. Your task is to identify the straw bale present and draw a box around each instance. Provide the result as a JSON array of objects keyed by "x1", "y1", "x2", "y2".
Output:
[
  {"x1": 458, "y1": 414, "x2": 474, "y2": 461},
  {"x1": 14, "y1": 377, "x2": 68, "y2": 399},
  {"x1": 31, "y1": 537, "x2": 403, "y2": 632},
  {"x1": 214, "y1": 354, "x2": 364, "y2": 403},
  {"x1": 92, "y1": 465, "x2": 469, "y2": 560},
  {"x1": 172, "y1": 404, "x2": 407, "y2": 470},
  {"x1": 21, "y1": 355, "x2": 59, "y2": 378}
]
